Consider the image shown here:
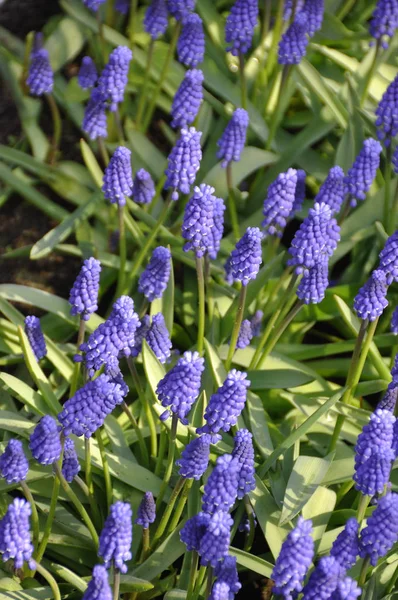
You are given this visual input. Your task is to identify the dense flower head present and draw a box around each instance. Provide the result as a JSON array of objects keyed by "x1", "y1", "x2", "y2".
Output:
[
  {"x1": 82, "y1": 88, "x2": 108, "y2": 140},
  {"x1": 232, "y1": 429, "x2": 255, "y2": 499},
  {"x1": 393, "y1": 145, "x2": 398, "y2": 174},
  {"x1": 165, "y1": 127, "x2": 202, "y2": 200},
  {"x1": 199, "y1": 510, "x2": 233, "y2": 567},
  {"x1": 182, "y1": 184, "x2": 223, "y2": 258},
  {"x1": 301, "y1": 0, "x2": 324, "y2": 37},
  {"x1": 167, "y1": 0, "x2": 196, "y2": 21},
  {"x1": 102, "y1": 146, "x2": 133, "y2": 206},
  {"x1": 157, "y1": 350, "x2": 204, "y2": 423},
  {"x1": 262, "y1": 169, "x2": 297, "y2": 237},
  {"x1": 144, "y1": 0, "x2": 168, "y2": 38},
  {"x1": 58, "y1": 374, "x2": 126, "y2": 438},
  {"x1": 214, "y1": 555, "x2": 242, "y2": 598},
  {"x1": 278, "y1": 12, "x2": 309, "y2": 65},
  {"x1": 176, "y1": 434, "x2": 211, "y2": 479},
  {"x1": 251, "y1": 310, "x2": 263, "y2": 337},
  {"x1": 82, "y1": 565, "x2": 112, "y2": 600},
  {"x1": 225, "y1": 227, "x2": 263, "y2": 286},
  {"x1": 377, "y1": 383, "x2": 398, "y2": 411},
  {"x1": 197, "y1": 370, "x2": 250, "y2": 437},
  {"x1": 314, "y1": 166, "x2": 345, "y2": 214},
  {"x1": 135, "y1": 492, "x2": 156, "y2": 529},
  {"x1": 62, "y1": 437, "x2": 81, "y2": 483},
  {"x1": 25, "y1": 315, "x2": 47, "y2": 361},
  {"x1": 375, "y1": 74, "x2": 398, "y2": 144},
  {"x1": 236, "y1": 319, "x2": 253, "y2": 349},
  {"x1": 180, "y1": 512, "x2": 211, "y2": 551},
  {"x1": 69, "y1": 257, "x2": 101, "y2": 321},
  {"x1": 344, "y1": 138, "x2": 382, "y2": 207},
  {"x1": 115, "y1": 0, "x2": 130, "y2": 14},
  {"x1": 0, "y1": 498, "x2": 35, "y2": 570},
  {"x1": 146, "y1": 313, "x2": 172, "y2": 364},
  {"x1": 171, "y1": 69, "x2": 204, "y2": 129},
  {"x1": 292, "y1": 169, "x2": 306, "y2": 213},
  {"x1": 302, "y1": 555, "x2": 341, "y2": 599},
  {"x1": 0, "y1": 439, "x2": 29, "y2": 485},
  {"x1": 379, "y1": 231, "x2": 398, "y2": 283},
  {"x1": 78, "y1": 56, "x2": 98, "y2": 90},
  {"x1": 284, "y1": 0, "x2": 305, "y2": 20},
  {"x1": 209, "y1": 196, "x2": 226, "y2": 259},
  {"x1": 392, "y1": 306, "x2": 398, "y2": 333},
  {"x1": 225, "y1": 0, "x2": 259, "y2": 56},
  {"x1": 29, "y1": 415, "x2": 62, "y2": 465},
  {"x1": 80, "y1": 296, "x2": 139, "y2": 375},
  {"x1": 177, "y1": 13, "x2": 205, "y2": 67},
  {"x1": 272, "y1": 516, "x2": 314, "y2": 600},
  {"x1": 217, "y1": 109, "x2": 249, "y2": 168},
  {"x1": 99, "y1": 501, "x2": 132, "y2": 573},
  {"x1": 369, "y1": 0, "x2": 398, "y2": 48},
  {"x1": 330, "y1": 518, "x2": 360, "y2": 571},
  {"x1": 330, "y1": 577, "x2": 361, "y2": 600},
  {"x1": 83, "y1": 0, "x2": 106, "y2": 11},
  {"x1": 130, "y1": 315, "x2": 151, "y2": 358},
  {"x1": 359, "y1": 492, "x2": 398, "y2": 565},
  {"x1": 392, "y1": 418, "x2": 398, "y2": 458},
  {"x1": 132, "y1": 168, "x2": 156, "y2": 205},
  {"x1": 27, "y1": 34, "x2": 53, "y2": 96},
  {"x1": 208, "y1": 581, "x2": 231, "y2": 600},
  {"x1": 296, "y1": 258, "x2": 329, "y2": 305},
  {"x1": 353, "y1": 269, "x2": 389, "y2": 322},
  {"x1": 201, "y1": 454, "x2": 239, "y2": 514},
  {"x1": 139, "y1": 246, "x2": 171, "y2": 302},
  {"x1": 104, "y1": 355, "x2": 129, "y2": 396},
  {"x1": 97, "y1": 46, "x2": 132, "y2": 111}
]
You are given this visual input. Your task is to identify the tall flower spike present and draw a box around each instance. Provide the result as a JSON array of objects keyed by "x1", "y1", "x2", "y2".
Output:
[
  {"x1": 182, "y1": 184, "x2": 223, "y2": 258},
  {"x1": 262, "y1": 169, "x2": 297, "y2": 237},
  {"x1": 180, "y1": 512, "x2": 211, "y2": 552},
  {"x1": 296, "y1": 258, "x2": 329, "y2": 305},
  {"x1": 377, "y1": 383, "x2": 398, "y2": 411},
  {"x1": 144, "y1": 0, "x2": 168, "y2": 39},
  {"x1": 78, "y1": 56, "x2": 98, "y2": 90},
  {"x1": 0, "y1": 439, "x2": 29, "y2": 485},
  {"x1": 165, "y1": 127, "x2": 202, "y2": 200},
  {"x1": 69, "y1": 257, "x2": 101, "y2": 321},
  {"x1": 59, "y1": 374, "x2": 126, "y2": 438},
  {"x1": 29, "y1": 415, "x2": 62, "y2": 465},
  {"x1": 138, "y1": 246, "x2": 171, "y2": 302},
  {"x1": 199, "y1": 511, "x2": 233, "y2": 567},
  {"x1": 292, "y1": 169, "x2": 306, "y2": 213},
  {"x1": 314, "y1": 166, "x2": 345, "y2": 214},
  {"x1": 157, "y1": 350, "x2": 204, "y2": 423},
  {"x1": 392, "y1": 306, "x2": 398, "y2": 333},
  {"x1": 225, "y1": 0, "x2": 258, "y2": 56},
  {"x1": 146, "y1": 313, "x2": 172, "y2": 364},
  {"x1": 278, "y1": 12, "x2": 309, "y2": 65},
  {"x1": 82, "y1": 565, "x2": 112, "y2": 600},
  {"x1": 376, "y1": 74, "x2": 398, "y2": 144},
  {"x1": 0, "y1": 498, "x2": 35, "y2": 570},
  {"x1": 171, "y1": 69, "x2": 204, "y2": 129},
  {"x1": 232, "y1": 429, "x2": 255, "y2": 499},
  {"x1": 62, "y1": 437, "x2": 81, "y2": 483},
  {"x1": 97, "y1": 46, "x2": 132, "y2": 111},
  {"x1": 284, "y1": 0, "x2": 304, "y2": 20},
  {"x1": 217, "y1": 108, "x2": 249, "y2": 169},
  {"x1": 27, "y1": 34, "x2": 53, "y2": 96},
  {"x1": 130, "y1": 315, "x2": 151, "y2": 358},
  {"x1": 83, "y1": 0, "x2": 106, "y2": 11},
  {"x1": 330, "y1": 518, "x2": 360, "y2": 571},
  {"x1": 135, "y1": 492, "x2": 156, "y2": 529},
  {"x1": 167, "y1": 0, "x2": 196, "y2": 21},
  {"x1": 301, "y1": 0, "x2": 324, "y2": 37},
  {"x1": 225, "y1": 227, "x2": 263, "y2": 286},
  {"x1": 302, "y1": 556, "x2": 341, "y2": 599},
  {"x1": 177, "y1": 13, "x2": 205, "y2": 67},
  {"x1": 251, "y1": 310, "x2": 263, "y2": 337},
  {"x1": 344, "y1": 138, "x2": 382, "y2": 207},
  {"x1": 209, "y1": 196, "x2": 226, "y2": 260},
  {"x1": 25, "y1": 315, "x2": 47, "y2": 361},
  {"x1": 132, "y1": 169, "x2": 156, "y2": 205},
  {"x1": 99, "y1": 501, "x2": 132, "y2": 573},
  {"x1": 82, "y1": 88, "x2": 108, "y2": 140},
  {"x1": 353, "y1": 269, "x2": 389, "y2": 322},
  {"x1": 236, "y1": 319, "x2": 253, "y2": 349},
  {"x1": 176, "y1": 434, "x2": 211, "y2": 479},
  {"x1": 104, "y1": 355, "x2": 129, "y2": 396},
  {"x1": 359, "y1": 492, "x2": 398, "y2": 565},
  {"x1": 393, "y1": 145, "x2": 398, "y2": 174},
  {"x1": 115, "y1": 0, "x2": 130, "y2": 15},
  {"x1": 379, "y1": 231, "x2": 398, "y2": 284},
  {"x1": 201, "y1": 454, "x2": 239, "y2": 514},
  {"x1": 369, "y1": 0, "x2": 398, "y2": 48},
  {"x1": 330, "y1": 577, "x2": 361, "y2": 600},
  {"x1": 197, "y1": 370, "x2": 250, "y2": 437},
  {"x1": 272, "y1": 516, "x2": 314, "y2": 600},
  {"x1": 214, "y1": 555, "x2": 241, "y2": 597},
  {"x1": 208, "y1": 582, "x2": 230, "y2": 600},
  {"x1": 103, "y1": 147, "x2": 133, "y2": 206}
]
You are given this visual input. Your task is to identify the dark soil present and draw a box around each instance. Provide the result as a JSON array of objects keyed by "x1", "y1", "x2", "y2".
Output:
[{"x1": 0, "y1": 0, "x2": 60, "y2": 39}]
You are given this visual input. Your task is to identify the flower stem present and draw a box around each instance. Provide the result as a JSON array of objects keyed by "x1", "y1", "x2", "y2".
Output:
[
  {"x1": 84, "y1": 437, "x2": 96, "y2": 514},
  {"x1": 122, "y1": 400, "x2": 150, "y2": 468},
  {"x1": 20, "y1": 481, "x2": 39, "y2": 552},
  {"x1": 336, "y1": 0, "x2": 356, "y2": 19},
  {"x1": 126, "y1": 357, "x2": 157, "y2": 459},
  {"x1": 96, "y1": 429, "x2": 113, "y2": 511},
  {"x1": 35, "y1": 467, "x2": 61, "y2": 563},
  {"x1": 113, "y1": 568, "x2": 120, "y2": 600},
  {"x1": 45, "y1": 94, "x2": 62, "y2": 165},
  {"x1": 261, "y1": 0, "x2": 271, "y2": 42},
  {"x1": 264, "y1": 0, "x2": 284, "y2": 80},
  {"x1": 357, "y1": 494, "x2": 370, "y2": 524},
  {"x1": 243, "y1": 495, "x2": 256, "y2": 552},
  {"x1": 98, "y1": 137, "x2": 109, "y2": 167},
  {"x1": 167, "y1": 478, "x2": 193, "y2": 535},
  {"x1": 358, "y1": 556, "x2": 370, "y2": 588},
  {"x1": 152, "y1": 476, "x2": 185, "y2": 547},
  {"x1": 196, "y1": 256, "x2": 206, "y2": 355},
  {"x1": 192, "y1": 565, "x2": 206, "y2": 600},
  {"x1": 239, "y1": 53, "x2": 247, "y2": 110},
  {"x1": 257, "y1": 299, "x2": 303, "y2": 369},
  {"x1": 360, "y1": 39, "x2": 381, "y2": 107},
  {"x1": 116, "y1": 204, "x2": 127, "y2": 298},
  {"x1": 135, "y1": 39, "x2": 155, "y2": 128},
  {"x1": 205, "y1": 568, "x2": 213, "y2": 598},
  {"x1": 225, "y1": 285, "x2": 248, "y2": 371},
  {"x1": 128, "y1": 0, "x2": 138, "y2": 44},
  {"x1": 155, "y1": 426, "x2": 167, "y2": 476},
  {"x1": 35, "y1": 563, "x2": 61, "y2": 600},
  {"x1": 97, "y1": 11, "x2": 107, "y2": 65},
  {"x1": 266, "y1": 64, "x2": 291, "y2": 151},
  {"x1": 156, "y1": 415, "x2": 178, "y2": 509},
  {"x1": 70, "y1": 318, "x2": 86, "y2": 397},
  {"x1": 226, "y1": 162, "x2": 240, "y2": 241},
  {"x1": 142, "y1": 528, "x2": 150, "y2": 561},
  {"x1": 186, "y1": 551, "x2": 199, "y2": 599}
]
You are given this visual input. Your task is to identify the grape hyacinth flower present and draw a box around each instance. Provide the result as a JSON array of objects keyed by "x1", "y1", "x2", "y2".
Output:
[
  {"x1": 344, "y1": 139, "x2": 382, "y2": 207},
  {"x1": 99, "y1": 501, "x2": 132, "y2": 573},
  {"x1": 157, "y1": 350, "x2": 204, "y2": 423},
  {"x1": 167, "y1": 0, "x2": 196, "y2": 21},
  {"x1": 135, "y1": 492, "x2": 156, "y2": 529},
  {"x1": 27, "y1": 34, "x2": 53, "y2": 96},
  {"x1": 171, "y1": 69, "x2": 204, "y2": 129},
  {"x1": 208, "y1": 581, "x2": 230, "y2": 600},
  {"x1": 214, "y1": 555, "x2": 242, "y2": 597},
  {"x1": 375, "y1": 74, "x2": 398, "y2": 144},
  {"x1": 0, "y1": 498, "x2": 35, "y2": 570},
  {"x1": 83, "y1": 0, "x2": 106, "y2": 11},
  {"x1": 182, "y1": 184, "x2": 223, "y2": 258},
  {"x1": 262, "y1": 169, "x2": 298, "y2": 237},
  {"x1": 176, "y1": 434, "x2": 211, "y2": 479},
  {"x1": 82, "y1": 565, "x2": 112, "y2": 600},
  {"x1": 284, "y1": 0, "x2": 305, "y2": 20},
  {"x1": 199, "y1": 510, "x2": 233, "y2": 567},
  {"x1": 62, "y1": 437, "x2": 81, "y2": 483},
  {"x1": 314, "y1": 166, "x2": 345, "y2": 214},
  {"x1": 144, "y1": 0, "x2": 168, "y2": 39},
  {"x1": 278, "y1": 12, "x2": 309, "y2": 65},
  {"x1": 177, "y1": 13, "x2": 205, "y2": 67},
  {"x1": 138, "y1": 246, "x2": 171, "y2": 302},
  {"x1": 78, "y1": 56, "x2": 98, "y2": 90},
  {"x1": 272, "y1": 516, "x2": 314, "y2": 600},
  {"x1": 330, "y1": 518, "x2": 360, "y2": 571},
  {"x1": 130, "y1": 315, "x2": 151, "y2": 358},
  {"x1": 296, "y1": 257, "x2": 329, "y2": 305},
  {"x1": 236, "y1": 319, "x2": 253, "y2": 349},
  {"x1": 115, "y1": 0, "x2": 129, "y2": 15},
  {"x1": 353, "y1": 269, "x2": 389, "y2": 322},
  {"x1": 377, "y1": 383, "x2": 398, "y2": 411},
  {"x1": 301, "y1": 0, "x2": 324, "y2": 37},
  {"x1": 146, "y1": 313, "x2": 172, "y2": 364},
  {"x1": 292, "y1": 169, "x2": 306, "y2": 213},
  {"x1": 251, "y1": 310, "x2": 263, "y2": 337},
  {"x1": 165, "y1": 127, "x2": 202, "y2": 200},
  {"x1": 29, "y1": 415, "x2": 62, "y2": 465},
  {"x1": 369, "y1": 0, "x2": 398, "y2": 48},
  {"x1": 209, "y1": 196, "x2": 226, "y2": 260},
  {"x1": 331, "y1": 577, "x2": 361, "y2": 600},
  {"x1": 379, "y1": 231, "x2": 398, "y2": 283},
  {"x1": 225, "y1": 227, "x2": 263, "y2": 286},
  {"x1": 225, "y1": 0, "x2": 258, "y2": 56},
  {"x1": 102, "y1": 147, "x2": 133, "y2": 206},
  {"x1": 394, "y1": 146, "x2": 398, "y2": 173},
  {"x1": 217, "y1": 109, "x2": 249, "y2": 169},
  {"x1": 201, "y1": 454, "x2": 239, "y2": 514},
  {"x1": 180, "y1": 512, "x2": 211, "y2": 551},
  {"x1": 232, "y1": 429, "x2": 255, "y2": 499},
  {"x1": 132, "y1": 169, "x2": 156, "y2": 205},
  {"x1": 104, "y1": 355, "x2": 129, "y2": 396},
  {"x1": 392, "y1": 306, "x2": 398, "y2": 333},
  {"x1": 0, "y1": 439, "x2": 29, "y2": 485},
  {"x1": 25, "y1": 315, "x2": 47, "y2": 361},
  {"x1": 359, "y1": 492, "x2": 398, "y2": 565},
  {"x1": 82, "y1": 88, "x2": 108, "y2": 140},
  {"x1": 97, "y1": 46, "x2": 133, "y2": 111},
  {"x1": 69, "y1": 257, "x2": 101, "y2": 321},
  {"x1": 197, "y1": 370, "x2": 250, "y2": 437},
  {"x1": 302, "y1": 555, "x2": 341, "y2": 599}
]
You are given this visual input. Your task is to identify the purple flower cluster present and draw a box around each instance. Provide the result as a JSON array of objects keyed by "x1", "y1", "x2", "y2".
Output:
[
  {"x1": 379, "y1": 231, "x2": 398, "y2": 283},
  {"x1": 359, "y1": 492, "x2": 398, "y2": 565},
  {"x1": 232, "y1": 429, "x2": 255, "y2": 498},
  {"x1": 392, "y1": 306, "x2": 398, "y2": 334},
  {"x1": 213, "y1": 556, "x2": 242, "y2": 598},
  {"x1": 83, "y1": 565, "x2": 112, "y2": 600},
  {"x1": 369, "y1": 0, "x2": 398, "y2": 48},
  {"x1": 165, "y1": 127, "x2": 202, "y2": 200},
  {"x1": 115, "y1": 0, "x2": 129, "y2": 15},
  {"x1": 181, "y1": 510, "x2": 233, "y2": 567},
  {"x1": 27, "y1": 34, "x2": 53, "y2": 96},
  {"x1": 147, "y1": 313, "x2": 172, "y2": 363},
  {"x1": 69, "y1": 257, "x2": 101, "y2": 321},
  {"x1": 284, "y1": 0, "x2": 305, "y2": 20},
  {"x1": 353, "y1": 269, "x2": 389, "y2": 322},
  {"x1": 344, "y1": 139, "x2": 382, "y2": 207},
  {"x1": 330, "y1": 518, "x2": 360, "y2": 571},
  {"x1": 103, "y1": 147, "x2": 133, "y2": 206},
  {"x1": 302, "y1": 556, "x2": 341, "y2": 599},
  {"x1": 296, "y1": 258, "x2": 329, "y2": 305},
  {"x1": 171, "y1": 69, "x2": 203, "y2": 129},
  {"x1": 167, "y1": 0, "x2": 196, "y2": 21},
  {"x1": 177, "y1": 14, "x2": 205, "y2": 67},
  {"x1": 292, "y1": 169, "x2": 307, "y2": 213},
  {"x1": 217, "y1": 108, "x2": 249, "y2": 168},
  {"x1": 29, "y1": 415, "x2": 62, "y2": 465},
  {"x1": 144, "y1": 0, "x2": 168, "y2": 39},
  {"x1": 236, "y1": 319, "x2": 253, "y2": 349},
  {"x1": 62, "y1": 437, "x2": 81, "y2": 482},
  {"x1": 130, "y1": 315, "x2": 151, "y2": 358},
  {"x1": 97, "y1": 46, "x2": 133, "y2": 111},
  {"x1": 262, "y1": 169, "x2": 297, "y2": 237},
  {"x1": 377, "y1": 383, "x2": 398, "y2": 411},
  {"x1": 99, "y1": 501, "x2": 132, "y2": 573},
  {"x1": 25, "y1": 315, "x2": 47, "y2": 361},
  {"x1": 0, "y1": 498, "x2": 35, "y2": 570},
  {"x1": 301, "y1": 0, "x2": 324, "y2": 37},
  {"x1": 278, "y1": 12, "x2": 309, "y2": 65},
  {"x1": 78, "y1": 56, "x2": 98, "y2": 90},
  {"x1": 202, "y1": 454, "x2": 239, "y2": 514},
  {"x1": 314, "y1": 166, "x2": 345, "y2": 214},
  {"x1": 132, "y1": 169, "x2": 156, "y2": 205},
  {"x1": 375, "y1": 74, "x2": 398, "y2": 144},
  {"x1": 135, "y1": 492, "x2": 156, "y2": 529},
  {"x1": 176, "y1": 434, "x2": 211, "y2": 479},
  {"x1": 225, "y1": 0, "x2": 259, "y2": 56},
  {"x1": 225, "y1": 227, "x2": 263, "y2": 286},
  {"x1": 0, "y1": 439, "x2": 29, "y2": 485},
  {"x1": 139, "y1": 246, "x2": 171, "y2": 302},
  {"x1": 83, "y1": 0, "x2": 106, "y2": 11},
  {"x1": 182, "y1": 184, "x2": 225, "y2": 259},
  {"x1": 82, "y1": 88, "x2": 108, "y2": 140}
]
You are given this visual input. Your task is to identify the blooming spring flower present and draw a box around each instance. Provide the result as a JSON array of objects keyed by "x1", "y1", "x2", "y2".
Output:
[
  {"x1": 83, "y1": 0, "x2": 106, "y2": 11},
  {"x1": 199, "y1": 510, "x2": 234, "y2": 567},
  {"x1": 135, "y1": 492, "x2": 156, "y2": 529},
  {"x1": 330, "y1": 577, "x2": 361, "y2": 600},
  {"x1": 97, "y1": 46, "x2": 133, "y2": 111},
  {"x1": 82, "y1": 565, "x2": 112, "y2": 600},
  {"x1": 24, "y1": 315, "x2": 47, "y2": 361},
  {"x1": 225, "y1": 227, "x2": 263, "y2": 286},
  {"x1": 375, "y1": 74, "x2": 398, "y2": 144},
  {"x1": 165, "y1": 127, "x2": 202, "y2": 200},
  {"x1": 146, "y1": 313, "x2": 172, "y2": 364},
  {"x1": 82, "y1": 88, "x2": 108, "y2": 140},
  {"x1": 292, "y1": 169, "x2": 306, "y2": 213},
  {"x1": 392, "y1": 306, "x2": 398, "y2": 333},
  {"x1": 171, "y1": 69, "x2": 204, "y2": 129},
  {"x1": 201, "y1": 454, "x2": 239, "y2": 514},
  {"x1": 29, "y1": 415, "x2": 62, "y2": 465},
  {"x1": 359, "y1": 492, "x2": 398, "y2": 565},
  {"x1": 104, "y1": 355, "x2": 129, "y2": 396},
  {"x1": 225, "y1": 0, "x2": 258, "y2": 56},
  {"x1": 217, "y1": 108, "x2": 250, "y2": 168},
  {"x1": 379, "y1": 231, "x2": 398, "y2": 284},
  {"x1": 144, "y1": 0, "x2": 168, "y2": 39},
  {"x1": 232, "y1": 429, "x2": 255, "y2": 499},
  {"x1": 99, "y1": 501, "x2": 132, "y2": 573},
  {"x1": 302, "y1": 555, "x2": 341, "y2": 599},
  {"x1": 394, "y1": 146, "x2": 398, "y2": 174},
  {"x1": 353, "y1": 269, "x2": 389, "y2": 322},
  {"x1": 296, "y1": 256, "x2": 329, "y2": 305},
  {"x1": 377, "y1": 383, "x2": 398, "y2": 411},
  {"x1": 209, "y1": 196, "x2": 226, "y2": 260},
  {"x1": 130, "y1": 315, "x2": 151, "y2": 358},
  {"x1": 115, "y1": 0, "x2": 130, "y2": 14},
  {"x1": 214, "y1": 555, "x2": 242, "y2": 597},
  {"x1": 330, "y1": 518, "x2": 360, "y2": 571},
  {"x1": 369, "y1": 0, "x2": 398, "y2": 48},
  {"x1": 177, "y1": 13, "x2": 205, "y2": 67},
  {"x1": 182, "y1": 184, "x2": 224, "y2": 258},
  {"x1": 262, "y1": 169, "x2": 297, "y2": 237},
  {"x1": 176, "y1": 434, "x2": 211, "y2": 479},
  {"x1": 138, "y1": 246, "x2": 171, "y2": 302},
  {"x1": 102, "y1": 147, "x2": 133, "y2": 206},
  {"x1": 236, "y1": 319, "x2": 253, "y2": 349},
  {"x1": 278, "y1": 12, "x2": 309, "y2": 65},
  {"x1": 180, "y1": 512, "x2": 211, "y2": 551},
  {"x1": 251, "y1": 310, "x2": 263, "y2": 336},
  {"x1": 208, "y1": 581, "x2": 231, "y2": 600},
  {"x1": 301, "y1": 0, "x2": 324, "y2": 37},
  {"x1": 314, "y1": 166, "x2": 345, "y2": 214},
  {"x1": 69, "y1": 257, "x2": 101, "y2": 321},
  {"x1": 27, "y1": 34, "x2": 53, "y2": 96},
  {"x1": 344, "y1": 138, "x2": 382, "y2": 207},
  {"x1": 62, "y1": 437, "x2": 81, "y2": 482},
  {"x1": 78, "y1": 56, "x2": 98, "y2": 90},
  {"x1": 272, "y1": 516, "x2": 314, "y2": 600},
  {"x1": 167, "y1": 0, "x2": 196, "y2": 21},
  {"x1": 0, "y1": 439, "x2": 29, "y2": 485},
  {"x1": 0, "y1": 498, "x2": 35, "y2": 570},
  {"x1": 284, "y1": 0, "x2": 305, "y2": 20},
  {"x1": 157, "y1": 350, "x2": 204, "y2": 423},
  {"x1": 132, "y1": 169, "x2": 156, "y2": 205}
]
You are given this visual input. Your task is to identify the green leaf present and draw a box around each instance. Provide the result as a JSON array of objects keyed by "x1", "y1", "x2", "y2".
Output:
[
  {"x1": 230, "y1": 547, "x2": 273, "y2": 577},
  {"x1": 246, "y1": 392, "x2": 274, "y2": 460},
  {"x1": 80, "y1": 139, "x2": 103, "y2": 188},
  {"x1": 151, "y1": 251, "x2": 175, "y2": 334},
  {"x1": 164, "y1": 591, "x2": 186, "y2": 600},
  {"x1": 45, "y1": 17, "x2": 85, "y2": 71},
  {"x1": 132, "y1": 525, "x2": 185, "y2": 580},
  {"x1": 0, "y1": 373, "x2": 48, "y2": 416},
  {"x1": 0, "y1": 411, "x2": 32, "y2": 437},
  {"x1": 246, "y1": 369, "x2": 314, "y2": 390},
  {"x1": 120, "y1": 575, "x2": 154, "y2": 593},
  {"x1": 302, "y1": 486, "x2": 336, "y2": 551}
]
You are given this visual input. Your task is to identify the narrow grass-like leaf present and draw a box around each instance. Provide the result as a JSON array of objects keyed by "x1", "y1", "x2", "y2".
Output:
[
  {"x1": 132, "y1": 525, "x2": 185, "y2": 580},
  {"x1": 230, "y1": 547, "x2": 273, "y2": 577},
  {"x1": 0, "y1": 373, "x2": 48, "y2": 416},
  {"x1": 302, "y1": 486, "x2": 336, "y2": 552}
]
